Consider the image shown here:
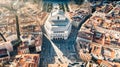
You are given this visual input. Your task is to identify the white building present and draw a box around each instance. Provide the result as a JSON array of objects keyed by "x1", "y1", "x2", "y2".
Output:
[
  {"x1": 44, "y1": 5, "x2": 72, "y2": 40},
  {"x1": 0, "y1": 48, "x2": 10, "y2": 62}
]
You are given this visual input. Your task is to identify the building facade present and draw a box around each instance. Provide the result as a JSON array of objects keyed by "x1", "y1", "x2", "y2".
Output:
[{"x1": 44, "y1": 7, "x2": 72, "y2": 40}]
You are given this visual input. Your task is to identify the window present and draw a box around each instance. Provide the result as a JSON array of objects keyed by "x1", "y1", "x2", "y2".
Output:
[{"x1": 54, "y1": 31, "x2": 64, "y2": 33}]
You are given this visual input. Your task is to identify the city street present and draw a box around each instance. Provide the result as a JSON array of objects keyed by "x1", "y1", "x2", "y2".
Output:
[
  {"x1": 1, "y1": 0, "x2": 120, "y2": 67},
  {"x1": 40, "y1": 27, "x2": 78, "y2": 67}
]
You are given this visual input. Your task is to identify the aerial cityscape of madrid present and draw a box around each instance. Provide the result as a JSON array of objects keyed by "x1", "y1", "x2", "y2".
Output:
[{"x1": 0, "y1": 0, "x2": 120, "y2": 67}]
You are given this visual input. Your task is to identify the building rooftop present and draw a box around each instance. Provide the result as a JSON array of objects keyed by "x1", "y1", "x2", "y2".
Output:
[
  {"x1": 103, "y1": 47, "x2": 115, "y2": 59},
  {"x1": 49, "y1": 10, "x2": 69, "y2": 26},
  {"x1": 76, "y1": 3, "x2": 120, "y2": 67},
  {"x1": 10, "y1": 54, "x2": 40, "y2": 67},
  {"x1": 97, "y1": 60, "x2": 113, "y2": 67},
  {"x1": 0, "y1": 48, "x2": 10, "y2": 62},
  {"x1": 0, "y1": 41, "x2": 13, "y2": 52},
  {"x1": 77, "y1": 31, "x2": 93, "y2": 41},
  {"x1": 79, "y1": 49, "x2": 92, "y2": 62},
  {"x1": 20, "y1": 23, "x2": 42, "y2": 34},
  {"x1": 69, "y1": 8, "x2": 89, "y2": 27},
  {"x1": 91, "y1": 45, "x2": 102, "y2": 57},
  {"x1": 48, "y1": 64, "x2": 68, "y2": 67},
  {"x1": 20, "y1": 33, "x2": 42, "y2": 46},
  {"x1": 79, "y1": 5, "x2": 120, "y2": 46},
  {"x1": 17, "y1": 43, "x2": 29, "y2": 55}
]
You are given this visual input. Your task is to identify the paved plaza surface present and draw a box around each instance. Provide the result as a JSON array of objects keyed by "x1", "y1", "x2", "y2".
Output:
[{"x1": 40, "y1": 27, "x2": 78, "y2": 67}]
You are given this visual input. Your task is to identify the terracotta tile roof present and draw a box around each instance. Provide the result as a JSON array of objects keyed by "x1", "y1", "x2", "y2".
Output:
[
  {"x1": 17, "y1": 43, "x2": 29, "y2": 55},
  {"x1": 103, "y1": 47, "x2": 115, "y2": 59},
  {"x1": 113, "y1": 62, "x2": 120, "y2": 67},
  {"x1": 12, "y1": 54, "x2": 40, "y2": 67},
  {"x1": 79, "y1": 50, "x2": 92, "y2": 62},
  {"x1": 97, "y1": 60, "x2": 113, "y2": 67},
  {"x1": 93, "y1": 32, "x2": 105, "y2": 45},
  {"x1": 48, "y1": 64, "x2": 68, "y2": 67},
  {"x1": 97, "y1": 60, "x2": 120, "y2": 67},
  {"x1": 77, "y1": 31, "x2": 93, "y2": 40},
  {"x1": 91, "y1": 45, "x2": 102, "y2": 56}
]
